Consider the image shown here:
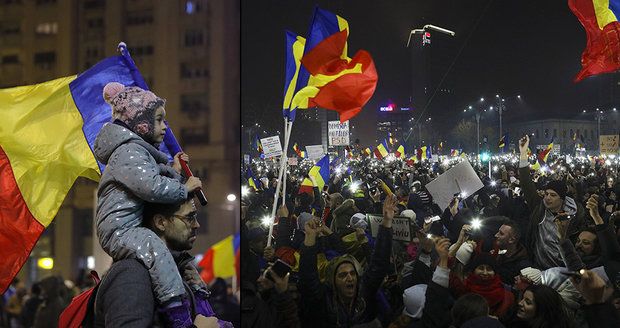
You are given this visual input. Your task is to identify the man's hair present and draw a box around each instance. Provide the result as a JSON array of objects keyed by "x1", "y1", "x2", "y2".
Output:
[
  {"x1": 142, "y1": 193, "x2": 194, "y2": 229},
  {"x1": 579, "y1": 227, "x2": 600, "y2": 254},
  {"x1": 502, "y1": 220, "x2": 522, "y2": 242},
  {"x1": 451, "y1": 293, "x2": 489, "y2": 327}
]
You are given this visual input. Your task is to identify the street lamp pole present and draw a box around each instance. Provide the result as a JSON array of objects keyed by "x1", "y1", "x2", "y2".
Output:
[
  {"x1": 476, "y1": 112, "x2": 481, "y2": 155},
  {"x1": 596, "y1": 110, "x2": 603, "y2": 154}
]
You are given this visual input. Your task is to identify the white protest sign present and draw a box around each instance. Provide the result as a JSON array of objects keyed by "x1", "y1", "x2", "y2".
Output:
[
  {"x1": 425, "y1": 159, "x2": 484, "y2": 210},
  {"x1": 305, "y1": 145, "x2": 325, "y2": 160},
  {"x1": 366, "y1": 214, "x2": 414, "y2": 242},
  {"x1": 328, "y1": 120, "x2": 350, "y2": 146},
  {"x1": 600, "y1": 135, "x2": 619, "y2": 155},
  {"x1": 243, "y1": 154, "x2": 250, "y2": 165},
  {"x1": 288, "y1": 157, "x2": 298, "y2": 166},
  {"x1": 260, "y1": 136, "x2": 283, "y2": 158}
]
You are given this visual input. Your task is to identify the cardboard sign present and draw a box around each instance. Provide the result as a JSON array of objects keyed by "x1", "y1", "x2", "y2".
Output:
[
  {"x1": 425, "y1": 159, "x2": 484, "y2": 210},
  {"x1": 328, "y1": 120, "x2": 350, "y2": 146},
  {"x1": 260, "y1": 136, "x2": 283, "y2": 158},
  {"x1": 536, "y1": 144, "x2": 561, "y2": 155},
  {"x1": 243, "y1": 154, "x2": 250, "y2": 165},
  {"x1": 600, "y1": 135, "x2": 619, "y2": 155},
  {"x1": 366, "y1": 214, "x2": 414, "y2": 242},
  {"x1": 288, "y1": 157, "x2": 298, "y2": 166},
  {"x1": 305, "y1": 145, "x2": 325, "y2": 160}
]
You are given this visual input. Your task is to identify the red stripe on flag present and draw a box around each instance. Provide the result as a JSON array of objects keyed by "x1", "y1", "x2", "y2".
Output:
[
  {"x1": 199, "y1": 247, "x2": 215, "y2": 284},
  {"x1": 0, "y1": 146, "x2": 45, "y2": 293}
]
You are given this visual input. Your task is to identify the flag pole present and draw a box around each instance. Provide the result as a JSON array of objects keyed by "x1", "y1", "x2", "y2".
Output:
[
  {"x1": 267, "y1": 117, "x2": 293, "y2": 247},
  {"x1": 282, "y1": 121, "x2": 293, "y2": 206}
]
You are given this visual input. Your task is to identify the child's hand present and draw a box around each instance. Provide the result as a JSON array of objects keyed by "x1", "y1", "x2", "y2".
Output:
[
  {"x1": 173, "y1": 152, "x2": 190, "y2": 174},
  {"x1": 185, "y1": 176, "x2": 202, "y2": 192}
]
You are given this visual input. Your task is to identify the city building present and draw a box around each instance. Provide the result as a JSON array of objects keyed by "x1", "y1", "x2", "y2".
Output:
[
  {"x1": 0, "y1": 0, "x2": 239, "y2": 285},
  {"x1": 505, "y1": 118, "x2": 618, "y2": 154}
]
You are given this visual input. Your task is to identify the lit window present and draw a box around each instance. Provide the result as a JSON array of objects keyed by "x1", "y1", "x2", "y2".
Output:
[{"x1": 186, "y1": 1, "x2": 195, "y2": 14}]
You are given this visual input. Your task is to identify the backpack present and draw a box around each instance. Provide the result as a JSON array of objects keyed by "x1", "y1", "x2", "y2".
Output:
[{"x1": 58, "y1": 270, "x2": 101, "y2": 328}]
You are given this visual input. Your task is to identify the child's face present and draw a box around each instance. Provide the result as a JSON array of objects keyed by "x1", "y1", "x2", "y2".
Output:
[{"x1": 153, "y1": 106, "x2": 167, "y2": 144}]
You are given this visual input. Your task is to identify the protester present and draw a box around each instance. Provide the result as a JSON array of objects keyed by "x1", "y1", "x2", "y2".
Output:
[
  {"x1": 241, "y1": 133, "x2": 620, "y2": 327},
  {"x1": 93, "y1": 195, "x2": 231, "y2": 327}
]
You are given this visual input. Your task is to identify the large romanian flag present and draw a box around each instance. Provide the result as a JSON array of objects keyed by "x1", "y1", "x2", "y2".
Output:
[
  {"x1": 394, "y1": 145, "x2": 405, "y2": 158},
  {"x1": 282, "y1": 30, "x2": 306, "y2": 122},
  {"x1": 198, "y1": 233, "x2": 240, "y2": 284},
  {"x1": 291, "y1": 7, "x2": 378, "y2": 122},
  {"x1": 569, "y1": 0, "x2": 620, "y2": 81},
  {"x1": 0, "y1": 51, "x2": 162, "y2": 292},
  {"x1": 298, "y1": 155, "x2": 330, "y2": 195}
]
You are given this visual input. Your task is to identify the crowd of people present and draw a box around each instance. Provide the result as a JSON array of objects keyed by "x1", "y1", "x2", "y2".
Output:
[{"x1": 241, "y1": 135, "x2": 620, "y2": 328}]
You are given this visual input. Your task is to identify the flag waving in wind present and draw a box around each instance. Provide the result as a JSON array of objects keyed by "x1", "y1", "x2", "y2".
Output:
[
  {"x1": 282, "y1": 31, "x2": 306, "y2": 121},
  {"x1": 569, "y1": 0, "x2": 620, "y2": 81},
  {"x1": 374, "y1": 140, "x2": 389, "y2": 160},
  {"x1": 291, "y1": 7, "x2": 378, "y2": 122},
  {"x1": 394, "y1": 145, "x2": 405, "y2": 158},
  {"x1": 0, "y1": 47, "x2": 171, "y2": 293},
  {"x1": 298, "y1": 155, "x2": 330, "y2": 195}
]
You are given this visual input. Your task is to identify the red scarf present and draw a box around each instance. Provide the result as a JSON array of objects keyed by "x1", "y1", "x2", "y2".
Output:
[{"x1": 464, "y1": 274, "x2": 505, "y2": 309}]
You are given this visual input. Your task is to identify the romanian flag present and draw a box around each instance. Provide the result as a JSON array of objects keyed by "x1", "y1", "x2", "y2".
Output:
[
  {"x1": 374, "y1": 140, "x2": 389, "y2": 160},
  {"x1": 300, "y1": 150, "x2": 306, "y2": 158},
  {"x1": 406, "y1": 156, "x2": 418, "y2": 166},
  {"x1": 363, "y1": 147, "x2": 372, "y2": 157},
  {"x1": 438, "y1": 141, "x2": 444, "y2": 153},
  {"x1": 531, "y1": 140, "x2": 554, "y2": 170},
  {"x1": 394, "y1": 145, "x2": 405, "y2": 158},
  {"x1": 388, "y1": 132, "x2": 395, "y2": 146},
  {"x1": 247, "y1": 168, "x2": 260, "y2": 191},
  {"x1": 293, "y1": 142, "x2": 302, "y2": 157},
  {"x1": 254, "y1": 135, "x2": 263, "y2": 153},
  {"x1": 198, "y1": 234, "x2": 240, "y2": 284},
  {"x1": 282, "y1": 31, "x2": 306, "y2": 122},
  {"x1": 418, "y1": 146, "x2": 432, "y2": 161},
  {"x1": 498, "y1": 133, "x2": 508, "y2": 152},
  {"x1": 298, "y1": 155, "x2": 330, "y2": 194},
  {"x1": 450, "y1": 149, "x2": 460, "y2": 157},
  {"x1": 569, "y1": 0, "x2": 620, "y2": 81},
  {"x1": 291, "y1": 7, "x2": 378, "y2": 123},
  {"x1": 0, "y1": 47, "x2": 165, "y2": 293},
  {"x1": 572, "y1": 131, "x2": 578, "y2": 141}
]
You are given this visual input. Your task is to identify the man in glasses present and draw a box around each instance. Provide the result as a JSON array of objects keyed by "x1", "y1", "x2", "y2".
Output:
[{"x1": 93, "y1": 194, "x2": 233, "y2": 327}]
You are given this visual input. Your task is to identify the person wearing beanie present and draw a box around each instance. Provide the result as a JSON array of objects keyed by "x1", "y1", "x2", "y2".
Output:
[
  {"x1": 517, "y1": 135, "x2": 586, "y2": 270},
  {"x1": 93, "y1": 82, "x2": 206, "y2": 327},
  {"x1": 449, "y1": 253, "x2": 515, "y2": 319}
]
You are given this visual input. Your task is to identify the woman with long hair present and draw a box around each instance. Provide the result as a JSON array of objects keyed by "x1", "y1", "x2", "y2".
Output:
[{"x1": 512, "y1": 284, "x2": 572, "y2": 328}]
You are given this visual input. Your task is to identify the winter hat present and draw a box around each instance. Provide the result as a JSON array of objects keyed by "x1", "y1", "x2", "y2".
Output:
[
  {"x1": 103, "y1": 82, "x2": 165, "y2": 141},
  {"x1": 520, "y1": 267, "x2": 542, "y2": 285},
  {"x1": 349, "y1": 213, "x2": 368, "y2": 230},
  {"x1": 544, "y1": 180, "x2": 567, "y2": 199},
  {"x1": 402, "y1": 284, "x2": 428, "y2": 318},
  {"x1": 467, "y1": 253, "x2": 497, "y2": 272},
  {"x1": 449, "y1": 241, "x2": 475, "y2": 265},
  {"x1": 297, "y1": 212, "x2": 313, "y2": 230},
  {"x1": 400, "y1": 209, "x2": 416, "y2": 221}
]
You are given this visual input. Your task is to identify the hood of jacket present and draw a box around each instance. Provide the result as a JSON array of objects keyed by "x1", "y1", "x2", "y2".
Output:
[
  {"x1": 325, "y1": 254, "x2": 362, "y2": 292},
  {"x1": 94, "y1": 122, "x2": 168, "y2": 165}
]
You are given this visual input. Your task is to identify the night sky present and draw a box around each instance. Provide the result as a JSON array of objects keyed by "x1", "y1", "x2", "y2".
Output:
[{"x1": 241, "y1": 0, "x2": 618, "y2": 145}]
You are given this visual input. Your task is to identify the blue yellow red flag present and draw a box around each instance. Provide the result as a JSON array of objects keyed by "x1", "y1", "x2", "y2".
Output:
[
  {"x1": 282, "y1": 31, "x2": 306, "y2": 121},
  {"x1": 374, "y1": 140, "x2": 389, "y2": 160},
  {"x1": 246, "y1": 168, "x2": 261, "y2": 191},
  {"x1": 0, "y1": 48, "x2": 169, "y2": 293},
  {"x1": 395, "y1": 145, "x2": 405, "y2": 158},
  {"x1": 291, "y1": 7, "x2": 377, "y2": 122},
  {"x1": 298, "y1": 155, "x2": 330, "y2": 194}
]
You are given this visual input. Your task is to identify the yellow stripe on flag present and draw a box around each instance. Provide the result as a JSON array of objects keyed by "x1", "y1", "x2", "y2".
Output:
[
  {"x1": 212, "y1": 235, "x2": 235, "y2": 278},
  {"x1": 0, "y1": 76, "x2": 100, "y2": 227}
]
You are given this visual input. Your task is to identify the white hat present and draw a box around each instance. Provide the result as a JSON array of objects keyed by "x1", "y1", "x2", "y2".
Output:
[
  {"x1": 520, "y1": 267, "x2": 542, "y2": 285},
  {"x1": 349, "y1": 213, "x2": 367, "y2": 230},
  {"x1": 449, "y1": 241, "x2": 475, "y2": 265},
  {"x1": 403, "y1": 284, "x2": 427, "y2": 318},
  {"x1": 400, "y1": 209, "x2": 416, "y2": 221}
]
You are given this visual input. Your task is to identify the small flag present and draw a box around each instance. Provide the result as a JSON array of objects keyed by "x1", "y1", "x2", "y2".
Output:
[
  {"x1": 298, "y1": 155, "x2": 330, "y2": 195},
  {"x1": 198, "y1": 234, "x2": 240, "y2": 283},
  {"x1": 363, "y1": 147, "x2": 372, "y2": 157},
  {"x1": 394, "y1": 145, "x2": 405, "y2": 158},
  {"x1": 498, "y1": 133, "x2": 508, "y2": 152},
  {"x1": 374, "y1": 140, "x2": 389, "y2": 160},
  {"x1": 388, "y1": 132, "x2": 395, "y2": 146},
  {"x1": 293, "y1": 142, "x2": 302, "y2": 157},
  {"x1": 246, "y1": 168, "x2": 261, "y2": 191}
]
